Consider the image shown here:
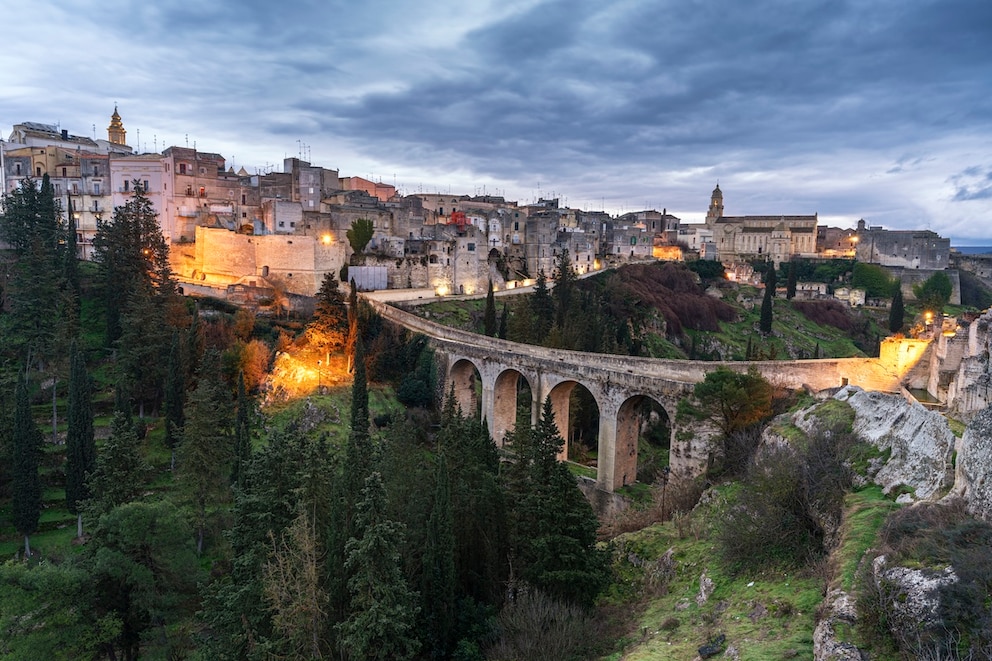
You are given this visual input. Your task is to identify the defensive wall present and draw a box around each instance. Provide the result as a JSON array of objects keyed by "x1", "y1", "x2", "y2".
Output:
[{"x1": 367, "y1": 298, "x2": 910, "y2": 492}]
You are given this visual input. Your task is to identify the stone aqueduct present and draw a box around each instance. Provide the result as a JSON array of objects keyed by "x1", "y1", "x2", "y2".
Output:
[{"x1": 367, "y1": 299, "x2": 913, "y2": 493}]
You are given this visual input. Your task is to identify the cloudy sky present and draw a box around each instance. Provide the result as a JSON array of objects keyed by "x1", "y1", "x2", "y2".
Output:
[{"x1": 4, "y1": 0, "x2": 991, "y2": 243}]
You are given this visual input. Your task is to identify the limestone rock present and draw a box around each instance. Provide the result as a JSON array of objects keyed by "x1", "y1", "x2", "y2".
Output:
[
  {"x1": 697, "y1": 570, "x2": 715, "y2": 606},
  {"x1": 813, "y1": 589, "x2": 866, "y2": 661},
  {"x1": 955, "y1": 403, "x2": 992, "y2": 521},
  {"x1": 834, "y1": 387, "x2": 954, "y2": 500},
  {"x1": 871, "y1": 555, "x2": 957, "y2": 639}
]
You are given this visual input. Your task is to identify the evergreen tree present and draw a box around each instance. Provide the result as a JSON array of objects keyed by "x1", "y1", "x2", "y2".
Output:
[
  {"x1": 61, "y1": 208, "x2": 81, "y2": 339},
  {"x1": 483, "y1": 280, "x2": 497, "y2": 337},
  {"x1": 504, "y1": 397, "x2": 609, "y2": 606},
  {"x1": 12, "y1": 372, "x2": 42, "y2": 557},
  {"x1": 438, "y1": 399, "x2": 508, "y2": 605},
  {"x1": 86, "y1": 408, "x2": 148, "y2": 516},
  {"x1": 176, "y1": 352, "x2": 235, "y2": 554},
  {"x1": 0, "y1": 175, "x2": 65, "y2": 369},
  {"x1": 759, "y1": 267, "x2": 775, "y2": 334},
  {"x1": 307, "y1": 272, "x2": 349, "y2": 363},
  {"x1": 65, "y1": 343, "x2": 96, "y2": 538},
  {"x1": 232, "y1": 371, "x2": 254, "y2": 489},
  {"x1": 421, "y1": 454, "x2": 457, "y2": 659},
  {"x1": 498, "y1": 302, "x2": 509, "y2": 340},
  {"x1": 338, "y1": 469, "x2": 420, "y2": 661},
  {"x1": 889, "y1": 286, "x2": 905, "y2": 333},
  {"x1": 530, "y1": 270, "x2": 554, "y2": 342},
  {"x1": 786, "y1": 260, "x2": 797, "y2": 300},
  {"x1": 551, "y1": 249, "x2": 577, "y2": 329},
  {"x1": 163, "y1": 332, "x2": 185, "y2": 469}
]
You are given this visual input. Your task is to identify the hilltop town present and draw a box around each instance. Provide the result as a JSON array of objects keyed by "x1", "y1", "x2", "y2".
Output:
[{"x1": 5, "y1": 109, "x2": 982, "y2": 307}]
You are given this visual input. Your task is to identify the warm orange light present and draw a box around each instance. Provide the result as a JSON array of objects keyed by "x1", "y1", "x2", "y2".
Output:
[{"x1": 321, "y1": 234, "x2": 332, "y2": 245}]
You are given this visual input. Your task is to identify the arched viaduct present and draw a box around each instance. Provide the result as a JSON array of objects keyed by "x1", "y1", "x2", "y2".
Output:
[{"x1": 366, "y1": 298, "x2": 907, "y2": 493}]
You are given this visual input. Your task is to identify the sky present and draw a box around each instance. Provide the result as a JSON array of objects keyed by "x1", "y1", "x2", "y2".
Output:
[{"x1": 3, "y1": 0, "x2": 992, "y2": 243}]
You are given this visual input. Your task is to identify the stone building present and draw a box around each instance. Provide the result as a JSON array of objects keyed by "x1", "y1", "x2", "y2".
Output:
[
  {"x1": 854, "y1": 218, "x2": 950, "y2": 270},
  {"x1": 703, "y1": 184, "x2": 818, "y2": 265}
]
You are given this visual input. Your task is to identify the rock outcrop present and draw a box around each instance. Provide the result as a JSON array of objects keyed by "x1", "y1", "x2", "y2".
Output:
[
  {"x1": 834, "y1": 387, "x2": 954, "y2": 500},
  {"x1": 953, "y1": 403, "x2": 992, "y2": 521}
]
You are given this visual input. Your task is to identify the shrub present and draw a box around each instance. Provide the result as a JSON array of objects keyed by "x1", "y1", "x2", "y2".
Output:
[
  {"x1": 790, "y1": 299, "x2": 854, "y2": 332},
  {"x1": 485, "y1": 590, "x2": 598, "y2": 661}
]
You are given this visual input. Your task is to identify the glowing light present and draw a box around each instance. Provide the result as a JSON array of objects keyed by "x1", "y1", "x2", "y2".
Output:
[
  {"x1": 321, "y1": 234, "x2": 332, "y2": 245},
  {"x1": 435, "y1": 285, "x2": 449, "y2": 296}
]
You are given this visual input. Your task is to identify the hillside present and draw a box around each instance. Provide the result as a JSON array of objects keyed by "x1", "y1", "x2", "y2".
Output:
[{"x1": 411, "y1": 261, "x2": 886, "y2": 360}]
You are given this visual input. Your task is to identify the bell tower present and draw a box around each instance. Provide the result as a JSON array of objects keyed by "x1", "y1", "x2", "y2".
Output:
[
  {"x1": 705, "y1": 183, "x2": 724, "y2": 224},
  {"x1": 107, "y1": 106, "x2": 126, "y2": 145}
]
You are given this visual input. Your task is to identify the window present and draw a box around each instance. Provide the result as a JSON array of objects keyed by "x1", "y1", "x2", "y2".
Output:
[
  {"x1": 93, "y1": 182, "x2": 100, "y2": 195},
  {"x1": 124, "y1": 180, "x2": 129, "y2": 192},
  {"x1": 15, "y1": 163, "x2": 20, "y2": 175},
  {"x1": 186, "y1": 185, "x2": 193, "y2": 196},
  {"x1": 144, "y1": 180, "x2": 149, "y2": 191},
  {"x1": 279, "y1": 221, "x2": 284, "y2": 227},
  {"x1": 242, "y1": 212, "x2": 247, "y2": 218},
  {"x1": 199, "y1": 187, "x2": 205, "y2": 197},
  {"x1": 36, "y1": 166, "x2": 42, "y2": 177},
  {"x1": 62, "y1": 167, "x2": 67, "y2": 177},
  {"x1": 92, "y1": 200, "x2": 99, "y2": 211},
  {"x1": 200, "y1": 167, "x2": 205, "y2": 174},
  {"x1": 56, "y1": 184, "x2": 62, "y2": 194},
  {"x1": 179, "y1": 163, "x2": 187, "y2": 175},
  {"x1": 467, "y1": 243, "x2": 476, "y2": 251},
  {"x1": 241, "y1": 194, "x2": 246, "y2": 204},
  {"x1": 290, "y1": 222, "x2": 296, "y2": 228}
]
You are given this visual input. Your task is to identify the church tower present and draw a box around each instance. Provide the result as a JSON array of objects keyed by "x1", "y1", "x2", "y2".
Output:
[
  {"x1": 107, "y1": 106, "x2": 126, "y2": 145},
  {"x1": 705, "y1": 184, "x2": 724, "y2": 224}
]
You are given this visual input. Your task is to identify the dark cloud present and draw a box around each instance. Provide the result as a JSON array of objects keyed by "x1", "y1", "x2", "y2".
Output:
[{"x1": 4, "y1": 0, "x2": 991, "y2": 240}]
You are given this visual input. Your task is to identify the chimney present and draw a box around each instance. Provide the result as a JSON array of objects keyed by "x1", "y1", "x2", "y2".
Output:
[{"x1": 61, "y1": 129, "x2": 69, "y2": 140}]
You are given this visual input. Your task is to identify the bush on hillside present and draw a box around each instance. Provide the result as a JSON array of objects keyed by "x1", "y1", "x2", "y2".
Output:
[{"x1": 790, "y1": 299, "x2": 854, "y2": 332}]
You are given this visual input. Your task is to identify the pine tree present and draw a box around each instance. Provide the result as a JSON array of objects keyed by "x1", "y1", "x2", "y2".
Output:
[
  {"x1": 163, "y1": 332, "x2": 185, "y2": 470},
  {"x1": 421, "y1": 454, "x2": 456, "y2": 659},
  {"x1": 65, "y1": 343, "x2": 96, "y2": 538},
  {"x1": 889, "y1": 287, "x2": 905, "y2": 333},
  {"x1": 338, "y1": 469, "x2": 420, "y2": 661},
  {"x1": 12, "y1": 372, "x2": 42, "y2": 557},
  {"x1": 483, "y1": 280, "x2": 497, "y2": 337}
]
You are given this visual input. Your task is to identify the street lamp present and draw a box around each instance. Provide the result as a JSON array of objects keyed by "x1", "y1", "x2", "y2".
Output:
[
  {"x1": 316, "y1": 359, "x2": 322, "y2": 393},
  {"x1": 924, "y1": 311, "x2": 934, "y2": 336}
]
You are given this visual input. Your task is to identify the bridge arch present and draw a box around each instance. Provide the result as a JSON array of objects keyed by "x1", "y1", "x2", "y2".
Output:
[
  {"x1": 615, "y1": 394, "x2": 673, "y2": 488},
  {"x1": 492, "y1": 368, "x2": 536, "y2": 447},
  {"x1": 448, "y1": 358, "x2": 482, "y2": 418},
  {"x1": 545, "y1": 379, "x2": 601, "y2": 464}
]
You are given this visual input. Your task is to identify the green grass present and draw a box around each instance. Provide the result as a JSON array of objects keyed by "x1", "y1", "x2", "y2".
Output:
[
  {"x1": 833, "y1": 486, "x2": 900, "y2": 592},
  {"x1": 567, "y1": 462, "x2": 597, "y2": 479},
  {"x1": 605, "y1": 490, "x2": 824, "y2": 660}
]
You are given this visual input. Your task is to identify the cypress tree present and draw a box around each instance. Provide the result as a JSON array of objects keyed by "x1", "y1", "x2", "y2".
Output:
[
  {"x1": 163, "y1": 332, "x2": 185, "y2": 470},
  {"x1": 498, "y1": 302, "x2": 509, "y2": 340},
  {"x1": 12, "y1": 372, "x2": 42, "y2": 557},
  {"x1": 786, "y1": 260, "x2": 797, "y2": 300},
  {"x1": 338, "y1": 469, "x2": 420, "y2": 661},
  {"x1": 759, "y1": 267, "x2": 774, "y2": 334},
  {"x1": 483, "y1": 280, "x2": 497, "y2": 337},
  {"x1": 889, "y1": 287, "x2": 905, "y2": 333},
  {"x1": 421, "y1": 454, "x2": 456, "y2": 659},
  {"x1": 232, "y1": 371, "x2": 253, "y2": 489},
  {"x1": 65, "y1": 343, "x2": 95, "y2": 538},
  {"x1": 530, "y1": 270, "x2": 554, "y2": 342}
]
